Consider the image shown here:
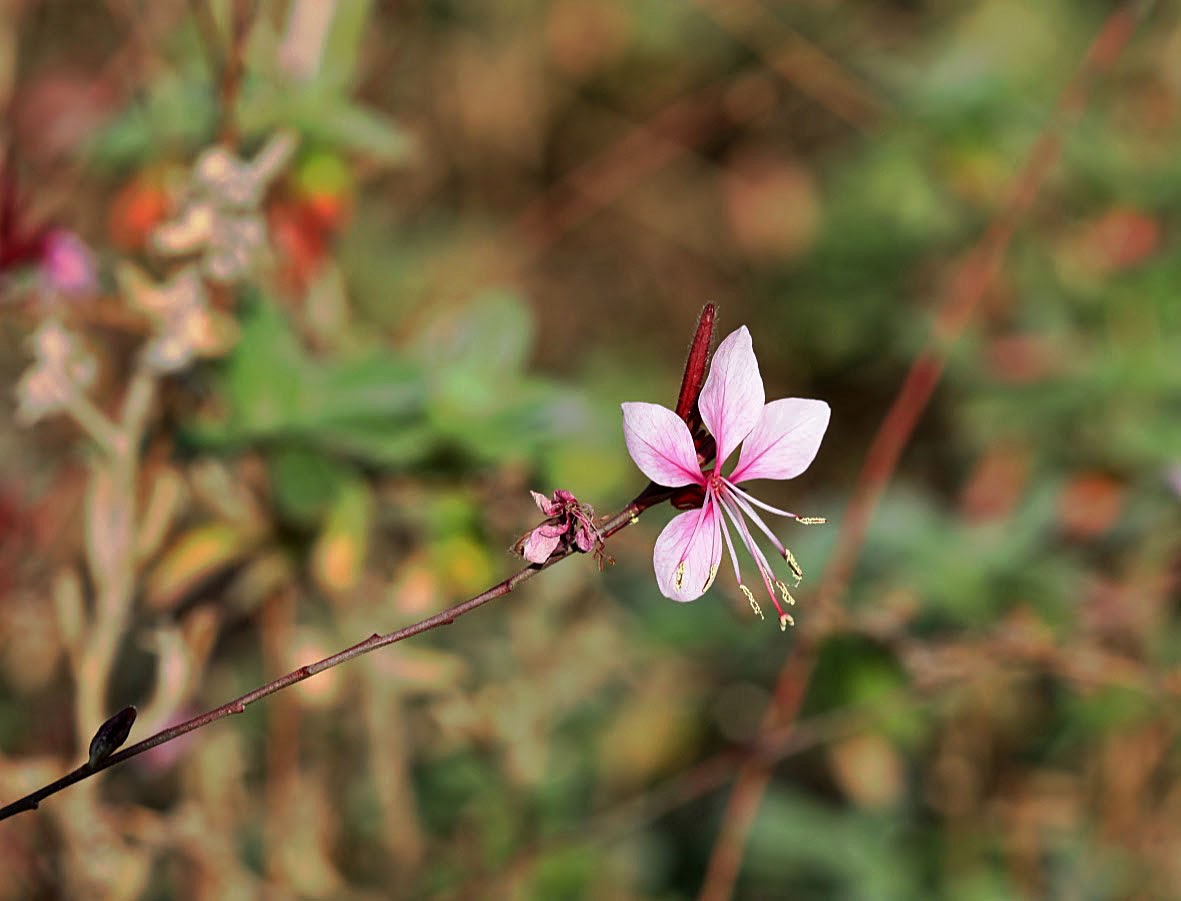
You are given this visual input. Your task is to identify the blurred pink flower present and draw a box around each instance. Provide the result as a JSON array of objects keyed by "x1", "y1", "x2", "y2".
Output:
[
  {"x1": 41, "y1": 230, "x2": 97, "y2": 297},
  {"x1": 519, "y1": 489, "x2": 598, "y2": 564},
  {"x1": 622, "y1": 326, "x2": 829, "y2": 628}
]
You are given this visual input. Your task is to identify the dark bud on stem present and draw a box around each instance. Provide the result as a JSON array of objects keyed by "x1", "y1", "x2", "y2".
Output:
[
  {"x1": 88, "y1": 706, "x2": 137, "y2": 768},
  {"x1": 675, "y1": 303, "x2": 716, "y2": 426},
  {"x1": 670, "y1": 484, "x2": 707, "y2": 510}
]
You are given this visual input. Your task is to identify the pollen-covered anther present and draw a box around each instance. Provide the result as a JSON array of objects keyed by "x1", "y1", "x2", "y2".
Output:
[
  {"x1": 740, "y1": 584, "x2": 763, "y2": 620},
  {"x1": 775, "y1": 581, "x2": 797, "y2": 607},
  {"x1": 784, "y1": 549, "x2": 803, "y2": 586},
  {"x1": 798, "y1": 517, "x2": 827, "y2": 525},
  {"x1": 779, "y1": 612, "x2": 794, "y2": 630},
  {"x1": 703, "y1": 563, "x2": 719, "y2": 592},
  {"x1": 674, "y1": 561, "x2": 686, "y2": 591}
]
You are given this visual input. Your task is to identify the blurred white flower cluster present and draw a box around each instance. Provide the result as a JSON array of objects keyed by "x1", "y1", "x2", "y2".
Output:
[
  {"x1": 117, "y1": 264, "x2": 238, "y2": 374},
  {"x1": 15, "y1": 320, "x2": 98, "y2": 425},
  {"x1": 14, "y1": 132, "x2": 296, "y2": 426},
  {"x1": 151, "y1": 131, "x2": 297, "y2": 283}
]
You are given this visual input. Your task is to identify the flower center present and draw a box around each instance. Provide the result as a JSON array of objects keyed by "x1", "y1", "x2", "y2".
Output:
[{"x1": 706, "y1": 468, "x2": 725, "y2": 493}]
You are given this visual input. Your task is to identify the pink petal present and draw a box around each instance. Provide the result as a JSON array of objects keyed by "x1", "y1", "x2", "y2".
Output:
[
  {"x1": 523, "y1": 524, "x2": 565, "y2": 564},
  {"x1": 653, "y1": 503, "x2": 722, "y2": 602},
  {"x1": 621, "y1": 402, "x2": 705, "y2": 488},
  {"x1": 698, "y1": 326, "x2": 764, "y2": 467},
  {"x1": 531, "y1": 490, "x2": 557, "y2": 515},
  {"x1": 730, "y1": 398, "x2": 830, "y2": 483},
  {"x1": 574, "y1": 523, "x2": 596, "y2": 552}
]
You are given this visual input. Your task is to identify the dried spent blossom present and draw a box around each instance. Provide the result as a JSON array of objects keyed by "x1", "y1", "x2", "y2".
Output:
[
  {"x1": 14, "y1": 319, "x2": 98, "y2": 424},
  {"x1": 515, "y1": 489, "x2": 601, "y2": 565},
  {"x1": 119, "y1": 264, "x2": 238, "y2": 373},
  {"x1": 622, "y1": 326, "x2": 829, "y2": 629},
  {"x1": 151, "y1": 131, "x2": 297, "y2": 283}
]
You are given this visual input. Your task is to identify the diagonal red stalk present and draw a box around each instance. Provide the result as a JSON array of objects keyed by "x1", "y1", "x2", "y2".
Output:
[{"x1": 696, "y1": 4, "x2": 1149, "y2": 899}]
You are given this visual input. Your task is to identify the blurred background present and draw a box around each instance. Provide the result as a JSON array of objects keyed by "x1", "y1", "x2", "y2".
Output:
[{"x1": 1, "y1": 0, "x2": 1180, "y2": 898}]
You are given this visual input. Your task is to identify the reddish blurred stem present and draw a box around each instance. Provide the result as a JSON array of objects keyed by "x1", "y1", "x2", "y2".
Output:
[
  {"x1": 188, "y1": 0, "x2": 254, "y2": 147},
  {"x1": 697, "y1": 4, "x2": 1149, "y2": 900},
  {"x1": 218, "y1": 0, "x2": 254, "y2": 147}
]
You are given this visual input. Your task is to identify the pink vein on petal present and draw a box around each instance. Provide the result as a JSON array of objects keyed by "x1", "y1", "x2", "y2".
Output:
[
  {"x1": 730, "y1": 398, "x2": 830, "y2": 484},
  {"x1": 698, "y1": 326, "x2": 764, "y2": 468},
  {"x1": 622, "y1": 401, "x2": 704, "y2": 487},
  {"x1": 653, "y1": 503, "x2": 722, "y2": 602}
]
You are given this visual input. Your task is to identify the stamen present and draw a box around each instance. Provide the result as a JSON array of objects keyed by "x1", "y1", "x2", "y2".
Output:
[
  {"x1": 673, "y1": 486, "x2": 717, "y2": 594},
  {"x1": 785, "y1": 549, "x2": 803, "y2": 586},
  {"x1": 775, "y1": 580, "x2": 796, "y2": 607},
  {"x1": 720, "y1": 497, "x2": 778, "y2": 591},
  {"x1": 798, "y1": 517, "x2": 827, "y2": 525},
  {"x1": 779, "y1": 612, "x2": 794, "y2": 630},
  {"x1": 725, "y1": 487, "x2": 806, "y2": 589},
  {"x1": 717, "y1": 495, "x2": 793, "y2": 624},
  {"x1": 717, "y1": 501, "x2": 744, "y2": 586},
  {"x1": 721, "y1": 478, "x2": 799, "y2": 520},
  {"x1": 740, "y1": 584, "x2": 763, "y2": 619},
  {"x1": 724, "y1": 487, "x2": 787, "y2": 558},
  {"x1": 703, "y1": 563, "x2": 719, "y2": 592}
]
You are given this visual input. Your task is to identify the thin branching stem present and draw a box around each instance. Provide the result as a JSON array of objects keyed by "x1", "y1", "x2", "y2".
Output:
[{"x1": 0, "y1": 484, "x2": 673, "y2": 822}]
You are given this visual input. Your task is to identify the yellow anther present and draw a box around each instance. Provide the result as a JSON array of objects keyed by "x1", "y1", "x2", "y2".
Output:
[
  {"x1": 740, "y1": 584, "x2": 763, "y2": 619},
  {"x1": 784, "y1": 549, "x2": 803, "y2": 586},
  {"x1": 798, "y1": 517, "x2": 827, "y2": 525},
  {"x1": 674, "y1": 561, "x2": 686, "y2": 591},
  {"x1": 703, "y1": 563, "x2": 719, "y2": 592},
  {"x1": 775, "y1": 581, "x2": 796, "y2": 607},
  {"x1": 779, "y1": 612, "x2": 794, "y2": 630}
]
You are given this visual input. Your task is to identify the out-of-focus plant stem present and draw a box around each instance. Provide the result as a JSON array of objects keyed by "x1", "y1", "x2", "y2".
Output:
[
  {"x1": 0, "y1": 483, "x2": 673, "y2": 822},
  {"x1": 73, "y1": 368, "x2": 156, "y2": 764},
  {"x1": 61, "y1": 389, "x2": 121, "y2": 454}
]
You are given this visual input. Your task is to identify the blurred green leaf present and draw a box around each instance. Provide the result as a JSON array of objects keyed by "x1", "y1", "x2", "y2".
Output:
[
  {"x1": 270, "y1": 448, "x2": 354, "y2": 526},
  {"x1": 191, "y1": 298, "x2": 428, "y2": 467},
  {"x1": 746, "y1": 788, "x2": 926, "y2": 900}
]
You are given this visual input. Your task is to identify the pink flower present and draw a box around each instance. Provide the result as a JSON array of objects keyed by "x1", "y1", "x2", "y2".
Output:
[
  {"x1": 517, "y1": 489, "x2": 600, "y2": 565},
  {"x1": 622, "y1": 326, "x2": 829, "y2": 628}
]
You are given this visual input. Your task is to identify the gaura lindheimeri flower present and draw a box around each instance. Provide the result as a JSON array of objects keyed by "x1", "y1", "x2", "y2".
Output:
[
  {"x1": 622, "y1": 326, "x2": 829, "y2": 629},
  {"x1": 516, "y1": 489, "x2": 600, "y2": 565}
]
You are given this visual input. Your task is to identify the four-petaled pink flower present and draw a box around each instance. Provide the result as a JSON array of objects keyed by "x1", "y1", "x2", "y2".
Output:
[
  {"x1": 622, "y1": 326, "x2": 829, "y2": 629},
  {"x1": 519, "y1": 489, "x2": 599, "y2": 565}
]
